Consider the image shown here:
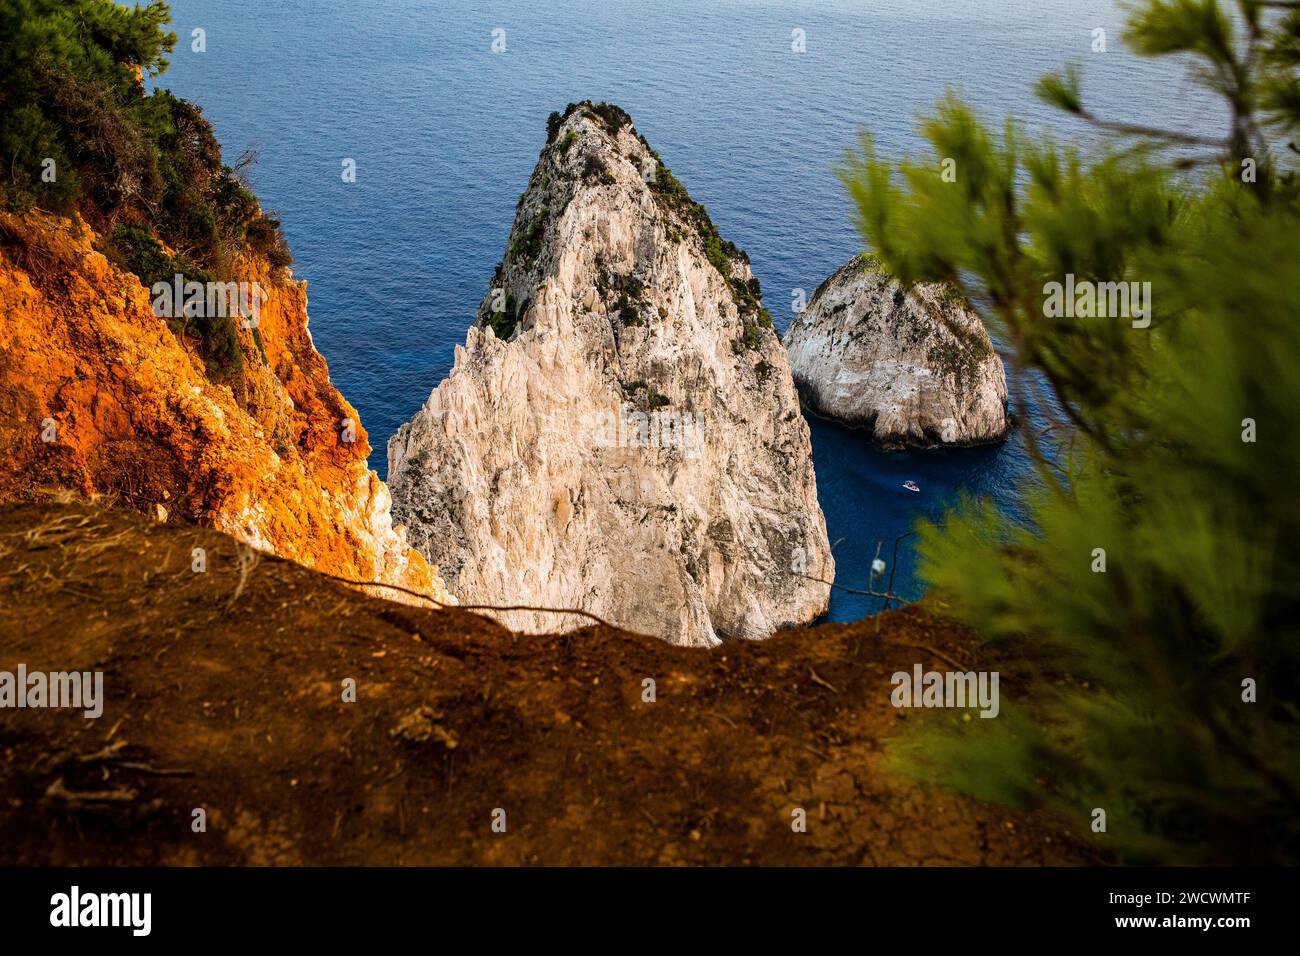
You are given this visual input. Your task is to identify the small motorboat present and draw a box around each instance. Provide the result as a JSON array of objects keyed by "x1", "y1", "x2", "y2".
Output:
[{"x1": 902, "y1": 480, "x2": 920, "y2": 493}]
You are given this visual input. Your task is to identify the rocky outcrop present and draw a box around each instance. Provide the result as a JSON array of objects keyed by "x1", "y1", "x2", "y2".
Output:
[
  {"x1": 388, "y1": 102, "x2": 833, "y2": 646},
  {"x1": 0, "y1": 211, "x2": 449, "y2": 605},
  {"x1": 785, "y1": 255, "x2": 1009, "y2": 446}
]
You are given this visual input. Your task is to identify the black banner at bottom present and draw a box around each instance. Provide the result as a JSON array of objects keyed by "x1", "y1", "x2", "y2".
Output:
[{"x1": 0, "y1": 866, "x2": 1290, "y2": 942}]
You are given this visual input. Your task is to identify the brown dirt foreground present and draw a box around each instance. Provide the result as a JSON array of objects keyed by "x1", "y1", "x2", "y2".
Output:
[{"x1": 0, "y1": 501, "x2": 1095, "y2": 866}]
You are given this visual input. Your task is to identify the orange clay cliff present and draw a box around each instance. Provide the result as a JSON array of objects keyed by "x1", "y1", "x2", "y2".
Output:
[{"x1": 0, "y1": 210, "x2": 448, "y2": 604}]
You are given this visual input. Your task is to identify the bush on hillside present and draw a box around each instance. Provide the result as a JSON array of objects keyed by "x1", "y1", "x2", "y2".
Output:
[
  {"x1": 843, "y1": 0, "x2": 1300, "y2": 864},
  {"x1": 0, "y1": 0, "x2": 292, "y2": 330}
]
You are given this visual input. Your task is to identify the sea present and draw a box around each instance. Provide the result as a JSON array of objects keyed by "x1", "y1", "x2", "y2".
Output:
[{"x1": 153, "y1": 0, "x2": 1220, "y2": 621}]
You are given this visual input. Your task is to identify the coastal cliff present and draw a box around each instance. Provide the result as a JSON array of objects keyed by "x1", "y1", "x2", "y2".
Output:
[
  {"x1": 785, "y1": 255, "x2": 1009, "y2": 447},
  {"x1": 0, "y1": 211, "x2": 449, "y2": 604},
  {"x1": 388, "y1": 103, "x2": 834, "y2": 646}
]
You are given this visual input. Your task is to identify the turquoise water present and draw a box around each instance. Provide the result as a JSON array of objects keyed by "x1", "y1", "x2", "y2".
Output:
[{"x1": 154, "y1": 0, "x2": 1218, "y2": 620}]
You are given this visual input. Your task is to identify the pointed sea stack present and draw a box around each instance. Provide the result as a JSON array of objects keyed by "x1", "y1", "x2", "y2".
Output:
[{"x1": 388, "y1": 102, "x2": 834, "y2": 646}]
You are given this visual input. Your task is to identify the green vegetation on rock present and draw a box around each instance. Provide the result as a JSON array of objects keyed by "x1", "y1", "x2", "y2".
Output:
[
  {"x1": 647, "y1": 154, "x2": 773, "y2": 350},
  {"x1": 509, "y1": 205, "x2": 549, "y2": 268},
  {"x1": 615, "y1": 293, "x2": 641, "y2": 326},
  {"x1": 0, "y1": 0, "x2": 291, "y2": 383},
  {"x1": 487, "y1": 293, "x2": 521, "y2": 341}
]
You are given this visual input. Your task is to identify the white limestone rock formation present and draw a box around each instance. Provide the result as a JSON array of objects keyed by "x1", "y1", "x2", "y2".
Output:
[
  {"x1": 785, "y1": 255, "x2": 1009, "y2": 446},
  {"x1": 388, "y1": 102, "x2": 833, "y2": 646}
]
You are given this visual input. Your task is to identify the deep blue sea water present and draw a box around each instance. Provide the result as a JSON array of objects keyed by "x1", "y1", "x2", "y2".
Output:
[{"x1": 153, "y1": 0, "x2": 1219, "y2": 621}]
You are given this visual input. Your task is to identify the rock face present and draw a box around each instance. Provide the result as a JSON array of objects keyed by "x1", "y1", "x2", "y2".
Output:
[
  {"x1": 388, "y1": 102, "x2": 833, "y2": 646},
  {"x1": 0, "y1": 211, "x2": 450, "y2": 605},
  {"x1": 785, "y1": 255, "x2": 1009, "y2": 446}
]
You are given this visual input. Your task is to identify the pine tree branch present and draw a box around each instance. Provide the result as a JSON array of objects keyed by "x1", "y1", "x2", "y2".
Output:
[{"x1": 1073, "y1": 108, "x2": 1228, "y2": 148}]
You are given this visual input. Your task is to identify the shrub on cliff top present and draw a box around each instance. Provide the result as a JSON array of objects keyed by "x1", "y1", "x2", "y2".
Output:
[
  {"x1": 586, "y1": 102, "x2": 632, "y2": 137},
  {"x1": 546, "y1": 111, "x2": 564, "y2": 144},
  {"x1": 548, "y1": 101, "x2": 633, "y2": 144},
  {"x1": 844, "y1": 0, "x2": 1300, "y2": 864},
  {"x1": 0, "y1": 0, "x2": 291, "y2": 286}
]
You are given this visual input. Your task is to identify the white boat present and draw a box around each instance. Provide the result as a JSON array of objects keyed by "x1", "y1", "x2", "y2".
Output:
[{"x1": 902, "y1": 480, "x2": 920, "y2": 493}]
